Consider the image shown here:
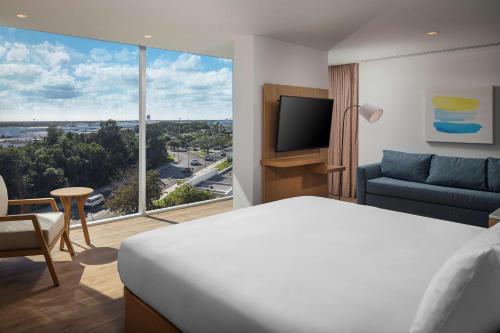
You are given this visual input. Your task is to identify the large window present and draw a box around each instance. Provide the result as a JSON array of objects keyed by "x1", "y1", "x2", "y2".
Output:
[
  {"x1": 0, "y1": 26, "x2": 232, "y2": 224},
  {"x1": 145, "y1": 48, "x2": 233, "y2": 211}
]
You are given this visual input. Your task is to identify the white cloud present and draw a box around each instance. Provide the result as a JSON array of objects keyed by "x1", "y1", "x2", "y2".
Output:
[
  {"x1": 0, "y1": 63, "x2": 43, "y2": 80},
  {"x1": 0, "y1": 45, "x2": 5, "y2": 58},
  {"x1": 172, "y1": 53, "x2": 201, "y2": 71},
  {"x1": 114, "y1": 48, "x2": 137, "y2": 63},
  {"x1": 0, "y1": 38, "x2": 232, "y2": 121},
  {"x1": 34, "y1": 41, "x2": 70, "y2": 68},
  {"x1": 6, "y1": 43, "x2": 29, "y2": 62},
  {"x1": 146, "y1": 53, "x2": 232, "y2": 120},
  {"x1": 90, "y1": 48, "x2": 112, "y2": 62}
]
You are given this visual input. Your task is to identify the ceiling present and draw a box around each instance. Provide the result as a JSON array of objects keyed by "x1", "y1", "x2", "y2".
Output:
[
  {"x1": 0, "y1": 0, "x2": 393, "y2": 58},
  {"x1": 0, "y1": 0, "x2": 499, "y2": 61},
  {"x1": 328, "y1": 0, "x2": 500, "y2": 64}
]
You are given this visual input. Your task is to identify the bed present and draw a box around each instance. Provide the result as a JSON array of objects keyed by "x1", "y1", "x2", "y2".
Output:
[{"x1": 118, "y1": 196, "x2": 500, "y2": 333}]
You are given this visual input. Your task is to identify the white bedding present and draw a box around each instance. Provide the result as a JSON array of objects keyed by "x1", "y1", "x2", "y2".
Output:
[{"x1": 118, "y1": 196, "x2": 482, "y2": 333}]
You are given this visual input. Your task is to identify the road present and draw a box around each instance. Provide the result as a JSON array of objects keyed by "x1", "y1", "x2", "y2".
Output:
[
  {"x1": 65, "y1": 149, "x2": 228, "y2": 224},
  {"x1": 158, "y1": 150, "x2": 219, "y2": 188}
]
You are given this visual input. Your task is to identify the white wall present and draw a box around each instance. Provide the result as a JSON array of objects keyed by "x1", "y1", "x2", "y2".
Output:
[
  {"x1": 233, "y1": 36, "x2": 328, "y2": 208},
  {"x1": 359, "y1": 45, "x2": 500, "y2": 165}
]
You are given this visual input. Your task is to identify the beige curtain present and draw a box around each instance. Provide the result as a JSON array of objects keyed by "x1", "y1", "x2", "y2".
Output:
[{"x1": 328, "y1": 63, "x2": 359, "y2": 198}]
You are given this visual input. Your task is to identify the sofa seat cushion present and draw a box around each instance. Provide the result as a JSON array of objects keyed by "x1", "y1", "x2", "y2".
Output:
[
  {"x1": 367, "y1": 177, "x2": 500, "y2": 213},
  {"x1": 0, "y1": 212, "x2": 64, "y2": 251}
]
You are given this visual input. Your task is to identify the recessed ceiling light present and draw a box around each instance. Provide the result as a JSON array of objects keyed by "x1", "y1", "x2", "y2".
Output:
[
  {"x1": 16, "y1": 13, "x2": 28, "y2": 18},
  {"x1": 426, "y1": 31, "x2": 439, "y2": 36},
  {"x1": 144, "y1": 35, "x2": 152, "y2": 39}
]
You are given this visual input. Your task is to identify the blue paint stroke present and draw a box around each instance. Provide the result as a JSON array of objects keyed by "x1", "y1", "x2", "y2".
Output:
[
  {"x1": 434, "y1": 122, "x2": 482, "y2": 134},
  {"x1": 434, "y1": 109, "x2": 477, "y2": 122}
]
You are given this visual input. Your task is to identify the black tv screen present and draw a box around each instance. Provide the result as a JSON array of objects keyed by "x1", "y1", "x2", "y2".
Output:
[{"x1": 276, "y1": 95, "x2": 334, "y2": 152}]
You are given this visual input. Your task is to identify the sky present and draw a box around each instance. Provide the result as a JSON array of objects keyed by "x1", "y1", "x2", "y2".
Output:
[{"x1": 0, "y1": 26, "x2": 232, "y2": 121}]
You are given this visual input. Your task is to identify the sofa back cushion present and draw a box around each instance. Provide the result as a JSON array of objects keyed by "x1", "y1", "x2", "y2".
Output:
[
  {"x1": 426, "y1": 156, "x2": 487, "y2": 191},
  {"x1": 487, "y1": 158, "x2": 500, "y2": 192},
  {"x1": 380, "y1": 150, "x2": 432, "y2": 183}
]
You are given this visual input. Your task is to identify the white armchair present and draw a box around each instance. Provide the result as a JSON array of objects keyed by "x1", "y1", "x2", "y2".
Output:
[{"x1": 0, "y1": 176, "x2": 74, "y2": 286}]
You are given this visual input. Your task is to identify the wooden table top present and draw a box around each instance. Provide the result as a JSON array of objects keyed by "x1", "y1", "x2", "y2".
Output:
[{"x1": 50, "y1": 187, "x2": 94, "y2": 198}]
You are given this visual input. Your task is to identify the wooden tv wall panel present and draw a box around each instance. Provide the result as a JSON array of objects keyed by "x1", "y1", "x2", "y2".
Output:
[{"x1": 261, "y1": 83, "x2": 330, "y2": 203}]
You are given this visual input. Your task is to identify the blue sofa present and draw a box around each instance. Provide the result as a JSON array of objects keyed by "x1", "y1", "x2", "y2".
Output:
[{"x1": 357, "y1": 150, "x2": 500, "y2": 228}]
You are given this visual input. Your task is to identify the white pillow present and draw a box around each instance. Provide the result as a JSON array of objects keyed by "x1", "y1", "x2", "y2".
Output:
[
  {"x1": 410, "y1": 225, "x2": 500, "y2": 333},
  {"x1": 0, "y1": 176, "x2": 7, "y2": 216}
]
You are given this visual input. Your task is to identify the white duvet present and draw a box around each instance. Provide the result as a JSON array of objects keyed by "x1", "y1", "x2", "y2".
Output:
[{"x1": 118, "y1": 196, "x2": 482, "y2": 333}]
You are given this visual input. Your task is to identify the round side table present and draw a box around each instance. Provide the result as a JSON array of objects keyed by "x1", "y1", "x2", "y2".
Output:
[{"x1": 50, "y1": 187, "x2": 94, "y2": 249}]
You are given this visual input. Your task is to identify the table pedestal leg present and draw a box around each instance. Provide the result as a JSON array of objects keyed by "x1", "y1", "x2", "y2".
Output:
[
  {"x1": 77, "y1": 196, "x2": 91, "y2": 245},
  {"x1": 59, "y1": 197, "x2": 72, "y2": 250}
]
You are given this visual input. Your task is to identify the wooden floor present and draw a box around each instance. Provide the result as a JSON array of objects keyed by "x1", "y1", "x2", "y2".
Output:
[{"x1": 0, "y1": 199, "x2": 233, "y2": 333}]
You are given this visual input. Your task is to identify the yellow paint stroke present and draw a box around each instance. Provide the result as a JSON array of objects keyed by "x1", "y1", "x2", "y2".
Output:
[{"x1": 431, "y1": 96, "x2": 479, "y2": 111}]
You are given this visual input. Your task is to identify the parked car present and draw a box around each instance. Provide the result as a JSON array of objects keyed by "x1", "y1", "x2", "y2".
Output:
[
  {"x1": 205, "y1": 156, "x2": 215, "y2": 161},
  {"x1": 221, "y1": 151, "x2": 227, "y2": 156},
  {"x1": 190, "y1": 159, "x2": 201, "y2": 166},
  {"x1": 84, "y1": 194, "x2": 104, "y2": 208}
]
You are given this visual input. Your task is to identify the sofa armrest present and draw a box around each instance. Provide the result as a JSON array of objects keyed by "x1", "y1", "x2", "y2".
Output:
[{"x1": 356, "y1": 163, "x2": 382, "y2": 205}]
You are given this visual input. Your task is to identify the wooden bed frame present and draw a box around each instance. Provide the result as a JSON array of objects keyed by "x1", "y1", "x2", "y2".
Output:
[{"x1": 124, "y1": 287, "x2": 181, "y2": 333}]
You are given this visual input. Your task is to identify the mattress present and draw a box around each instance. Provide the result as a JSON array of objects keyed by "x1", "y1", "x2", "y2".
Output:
[{"x1": 118, "y1": 196, "x2": 482, "y2": 333}]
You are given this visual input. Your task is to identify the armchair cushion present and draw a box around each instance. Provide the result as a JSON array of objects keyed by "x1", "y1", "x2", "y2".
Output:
[
  {"x1": 0, "y1": 176, "x2": 7, "y2": 216},
  {"x1": 0, "y1": 212, "x2": 65, "y2": 251}
]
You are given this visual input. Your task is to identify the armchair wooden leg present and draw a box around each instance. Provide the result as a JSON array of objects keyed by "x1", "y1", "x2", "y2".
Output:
[
  {"x1": 41, "y1": 244, "x2": 59, "y2": 287},
  {"x1": 59, "y1": 197, "x2": 72, "y2": 250},
  {"x1": 62, "y1": 231, "x2": 75, "y2": 256}
]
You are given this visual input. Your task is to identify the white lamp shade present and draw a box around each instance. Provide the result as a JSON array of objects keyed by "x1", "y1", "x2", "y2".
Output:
[{"x1": 359, "y1": 103, "x2": 383, "y2": 123}]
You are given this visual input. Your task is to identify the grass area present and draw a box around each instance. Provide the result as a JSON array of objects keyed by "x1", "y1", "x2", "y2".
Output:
[
  {"x1": 190, "y1": 149, "x2": 209, "y2": 158},
  {"x1": 216, "y1": 159, "x2": 232, "y2": 172}
]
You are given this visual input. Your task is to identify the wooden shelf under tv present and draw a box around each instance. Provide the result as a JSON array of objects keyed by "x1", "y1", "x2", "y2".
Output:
[
  {"x1": 261, "y1": 156, "x2": 345, "y2": 173},
  {"x1": 260, "y1": 155, "x2": 324, "y2": 168}
]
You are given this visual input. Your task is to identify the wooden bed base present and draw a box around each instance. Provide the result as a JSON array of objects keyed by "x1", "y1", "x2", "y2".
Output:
[{"x1": 124, "y1": 287, "x2": 181, "y2": 333}]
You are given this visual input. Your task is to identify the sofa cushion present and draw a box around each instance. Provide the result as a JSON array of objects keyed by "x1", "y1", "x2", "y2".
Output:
[
  {"x1": 426, "y1": 156, "x2": 487, "y2": 191},
  {"x1": 488, "y1": 158, "x2": 500, "y2": 192},
  {"x1": 0, "y1": 212, "x2": 65, "y2": 251},
  {"x1": 381, "y1": 150, "x2": 432, "y2": 183},
  {"x1": 367, "y1": 177, "x2": 500, "y2": 212}
]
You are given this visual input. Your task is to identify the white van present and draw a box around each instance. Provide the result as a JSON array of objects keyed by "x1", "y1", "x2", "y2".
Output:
[{"x1": 85, "y1": 194, "x2": 105, "y2": 208}]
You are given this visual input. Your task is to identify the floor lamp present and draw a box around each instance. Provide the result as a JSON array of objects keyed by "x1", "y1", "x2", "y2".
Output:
[{"x1": 338, "y1": 103, "x2": 383, "y2": 199}]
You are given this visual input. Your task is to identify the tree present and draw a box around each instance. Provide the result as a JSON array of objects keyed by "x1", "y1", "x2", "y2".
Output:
[
  {"x1": 168, "y1": 139, "x2": 181, "y2": 151},
  {"x1": 146, "y1": 124, "x2": 169, "y2": 169},
  {"x1": 192, "y1": 135, "x2": 212, "y2": 157},
  {"x1": 96, "y1": 120, "x2": 129, "y2": 176},
  {"x1": 105, "y1": 168, "x2": 164, "y2": 215},
  {"x1": 155, "y1": 184, "x2": 215, "y2": 209},
  {"x1": 0, "y1": 146, "x2": 28, "y2": 199},
  {"x1": 46, "y1": 125, "x2": 63, "y2": 145}
]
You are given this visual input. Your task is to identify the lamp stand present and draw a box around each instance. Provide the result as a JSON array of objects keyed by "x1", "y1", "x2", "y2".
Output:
[{"x1": 338, "y1": 105, "x2": 359, "y2": 200}]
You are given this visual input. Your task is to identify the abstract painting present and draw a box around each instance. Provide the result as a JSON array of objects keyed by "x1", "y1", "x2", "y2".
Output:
[{"x1": 425, "y1": 87, "x2": 493, "y2": 144}]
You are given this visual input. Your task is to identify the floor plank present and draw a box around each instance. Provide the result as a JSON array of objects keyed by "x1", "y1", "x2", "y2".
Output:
[{"x1": 0, "y1": 199, "x2": 232, "y2": 333}]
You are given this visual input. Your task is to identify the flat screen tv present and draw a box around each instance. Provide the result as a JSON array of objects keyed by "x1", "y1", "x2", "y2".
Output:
[{"x1": 276, "y1": 95, "x2": 334, "y2": 152}]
